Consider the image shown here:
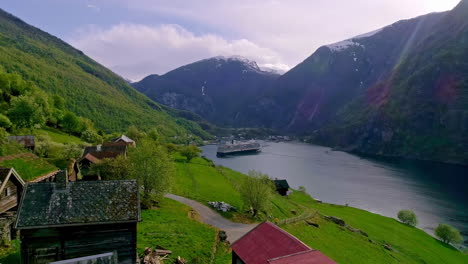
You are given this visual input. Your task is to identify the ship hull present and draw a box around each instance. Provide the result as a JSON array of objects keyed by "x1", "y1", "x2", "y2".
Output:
[{"x1": 216, "y1": 148, "x2": 260, "y2": 157}]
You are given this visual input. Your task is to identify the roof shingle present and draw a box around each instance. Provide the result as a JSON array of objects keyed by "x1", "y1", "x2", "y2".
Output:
[{"x1": 16, "y1": 180, "x2": 140, "y2": 229}]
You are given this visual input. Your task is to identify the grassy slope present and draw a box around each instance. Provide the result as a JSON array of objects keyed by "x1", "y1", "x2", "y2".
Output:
[
  {"x1": 172, "y1": 157, "x2": 468, "y2": 264},
  {"x1": 0, "y1": 9, "x2": 209, "y2": 139},
  {"x1": 138, "y1": 197, "x2": 230, "y2": 264},
  {"x1": 0, "y1": 153, "x2": 57, "y2": 181},
  {"x1": 35, "y1": 127, "x2": 84, "y2": 144}
]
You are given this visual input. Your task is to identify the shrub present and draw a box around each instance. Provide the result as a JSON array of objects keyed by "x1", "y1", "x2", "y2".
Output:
[
  {"x1": 180, "y1": 145, "x2": 201, "y2": 162},
  {"x1": 240, "y1": 170, "x2": 275, "y2": 217},
  {"x1": 435, "y1": 224, "x2": 462, "y2": 244},
  {"x1": 397, "y1": 210, "x2": 418, "y2": 226}
]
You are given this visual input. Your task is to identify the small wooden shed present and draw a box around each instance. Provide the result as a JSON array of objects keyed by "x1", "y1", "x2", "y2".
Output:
[
  {"x1": 113, "y1": 135, "x2": 136, "y2": 147},
  {"x1": 16, "y1": 172, "x2": 140, "y2": 264},
  {"x1": 8, "y1": 135, "x2": 35, "y2": 150},
  {"x1": 274, "y1": 179, "x2": 290, "y2": 196}
]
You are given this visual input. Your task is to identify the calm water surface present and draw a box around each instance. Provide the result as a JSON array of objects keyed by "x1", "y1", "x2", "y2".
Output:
[{"x1": 201, "y1": 142, "x2": 468, "y2": 241}]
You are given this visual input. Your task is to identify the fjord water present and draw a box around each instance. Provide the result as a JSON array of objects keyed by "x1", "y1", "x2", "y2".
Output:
[{"x1": 201, "y1": 142, "x2": 468, "y2": 241}]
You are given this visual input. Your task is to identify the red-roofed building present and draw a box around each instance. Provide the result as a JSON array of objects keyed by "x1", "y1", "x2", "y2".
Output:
[{"x1": 231, "y1": 222, "x2": 336, "y2": 264}]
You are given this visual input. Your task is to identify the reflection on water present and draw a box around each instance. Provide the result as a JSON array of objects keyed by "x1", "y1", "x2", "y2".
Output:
[{"x1": 201, "y1": 142, "x2": 468, "y2": 242}]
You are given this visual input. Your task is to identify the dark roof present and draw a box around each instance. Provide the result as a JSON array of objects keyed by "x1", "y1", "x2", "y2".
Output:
[
  {"x1": 16, "y1": 180, "x2": 140, "y2": 229},
  {"x1": 83, "y1": 145, "x2": 127, "y2": 156},
  {"x1": 8, "y1": 135, "x2": 35, "y2": 147},
  {"x1": 232, "y1": 222, "x2": 336, "y2": 264},
  {"x1": 274, "y1": 179, "x2": 290, "y2": 189}
]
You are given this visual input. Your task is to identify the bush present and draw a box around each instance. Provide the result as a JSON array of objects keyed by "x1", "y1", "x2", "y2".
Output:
[
  {"x1": 240, "y1": 170, "x2": 275, "y2": 217},
  {"x1": 0, "y1": 114, "x2": 12, "y2": 128},
  {"x1": 397, "y1": 210, "x2": 418, "y2": 226},
  {"x1": 180, "y1": 145, "x2": 201, "y2": 163},
  {"x1": 435, "y1": 224, "x2": 462, "y2": 244}
]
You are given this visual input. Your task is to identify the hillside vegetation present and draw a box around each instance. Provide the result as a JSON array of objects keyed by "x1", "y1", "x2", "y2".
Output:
[
  {"x1": 172, "y1": 156, "x2": 468, "y2": 264},
  {"x1": 0, "y1": 8, "x2": 209, "y2": 140}
]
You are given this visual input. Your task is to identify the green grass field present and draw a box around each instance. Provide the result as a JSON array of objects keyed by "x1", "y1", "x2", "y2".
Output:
[
  {"x1": 138, "y1": 197, "x2": 230, "y2": 264},
  {"x1": 36, "y1": 127, "x2": 85, "y2": 144},
  {"x1": 171, "y1": 157, "x2": 468, "y2": 264},
  {"x1": 0, "y1": 153, "x2": 57, "y2": 181}
]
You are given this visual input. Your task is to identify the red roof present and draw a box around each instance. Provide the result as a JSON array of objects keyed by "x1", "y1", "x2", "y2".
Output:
[
  {"x1": 268, "y1": 250, "x2": 337, "y2": 264},
  {"x1": 232, "y1": 222, "x2": 336, "y2": 264}
]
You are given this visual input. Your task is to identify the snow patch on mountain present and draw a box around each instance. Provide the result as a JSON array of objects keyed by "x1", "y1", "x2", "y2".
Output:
[{"x1": 326, "y1": 27, "x2": 384, "y2": 52}]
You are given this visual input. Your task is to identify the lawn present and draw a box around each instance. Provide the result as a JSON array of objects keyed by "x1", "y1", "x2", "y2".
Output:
[
  {"x1": 0, "y1": 153, "x2": 57, "y2": 181},
  {"x1": 137, "y1": 197, "x2": 231, "y2": 264},
  {"x1": 172, "y1": 157, "x2": 468, "y2": 264},
  {"x1": 36, "y1": 127, "x2": 85, "y2": 144},
  {"x1": 0, "y1": 240, "x2": 20, "y2": 264}
]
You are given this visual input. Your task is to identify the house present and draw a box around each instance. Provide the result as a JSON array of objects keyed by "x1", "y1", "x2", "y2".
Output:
[
  {"x1": 231, "y1": 222, "x2": 336, "y2": 264},
  {"x1": 16, "y1": 171, "x2": 140, "y2": 264},
  {"x1": 78, "y1": 144, "x2": 128, "y2": 175},
  {"x1": 113, "y1": 135, "x2": 136, "y2": 147},
  {"x1": 0, "y1": 168, "x2": 25, "y2": 244},
  {"x1": 8, "y1": 135, "x2": 35, "y2": 150},
  {"x1": 274, "y1": 179, "x2": 290, "y2": 196}
]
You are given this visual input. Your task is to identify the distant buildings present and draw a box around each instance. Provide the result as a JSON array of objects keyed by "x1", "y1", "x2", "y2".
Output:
[
  {"x1": 16, "y1": 171, "x2": 140, "y2": 264},
  {"x1": 232, "y1": 222, "x2": 336, "y2": 264}
]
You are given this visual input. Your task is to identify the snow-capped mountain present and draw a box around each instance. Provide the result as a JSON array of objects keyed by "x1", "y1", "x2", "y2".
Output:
[{"x1": 132, "y1": 56, "x2": 280, "y2": 127}]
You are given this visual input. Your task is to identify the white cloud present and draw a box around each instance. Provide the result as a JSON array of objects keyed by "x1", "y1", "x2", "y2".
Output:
[
  {"x1": 70, "y1": 0, "x2": 460, "y2": 80},
  {"x1": 86, "y1": 4, "x2": 100, "y2": 12},
  {"x1": 69, "y1": 23, "x2": 288, "y2": 81}
]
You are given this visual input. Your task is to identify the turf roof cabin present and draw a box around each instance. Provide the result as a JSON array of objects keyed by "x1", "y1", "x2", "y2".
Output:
[
  {"x1": 232, "y1": 222, "x2": 336, "y2": 264},
  {"x1": 0, "y1": 168, "x2": 25, "y2": 245},
  {"x1": 273, "y1": 179, "x2": 290, "y2": 196},
  {"x1": 15, "y1": 171, "x2": 140, "y2": 264}
]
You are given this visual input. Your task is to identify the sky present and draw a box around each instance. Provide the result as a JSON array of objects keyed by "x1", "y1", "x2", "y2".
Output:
[{"x1": 1, "y1": 0, "x2": 461, "y2": 81}]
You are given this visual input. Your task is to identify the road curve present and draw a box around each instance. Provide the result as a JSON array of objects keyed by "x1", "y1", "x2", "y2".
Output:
[{"x1": 165, "y1": 193, "x2": 257, "y2": 243}]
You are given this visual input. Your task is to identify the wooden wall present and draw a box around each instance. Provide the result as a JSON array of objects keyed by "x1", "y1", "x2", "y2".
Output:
[{"x1": 20, "y1": 223, "x2": 137, "y2": 264}]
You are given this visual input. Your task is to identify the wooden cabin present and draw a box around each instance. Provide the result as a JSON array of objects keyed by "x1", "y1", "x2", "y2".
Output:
[
  {"x1": 274, "y1": 179, "x2": 290, "y2": 196},
  {"x1": 0, "y1": 168, "x2": 25, "y2": 244},
  {"x1": 16, "y1": 171, "x2": 140, "y2": 264},
  {"x1": 231, "y1": 222, "x2": 337, "y2": 264},
  {"x1": 78, "y1": 144, "x2": 128, "y2": 177},
  {"x1": 8, "y1": 135, "x2": 35, "y2": 150}
]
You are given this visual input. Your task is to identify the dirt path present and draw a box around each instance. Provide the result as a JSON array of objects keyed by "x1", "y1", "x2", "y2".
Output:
[{"x1": 165, "y1": 194, "x2": 257, "y2": 243}]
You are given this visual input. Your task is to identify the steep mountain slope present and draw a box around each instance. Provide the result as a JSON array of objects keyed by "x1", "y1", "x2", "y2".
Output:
[
  {"x1": 317, "y1": 0, "x2": 468, "y2": 164},
  {"x1": 0, "y1": 8, "x2": 208, "y2": 138},
  {"x1": 245, "y1": 1, "x2": 468, "y2": 164},
  {"x1": 133, "y1": 56, "x2": 279, "y2": 127}
]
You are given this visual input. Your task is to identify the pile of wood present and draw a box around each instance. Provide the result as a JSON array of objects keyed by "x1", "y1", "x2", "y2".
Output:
[{"x1": 141, "y1": 247, "x2": 171, "y2": 264}]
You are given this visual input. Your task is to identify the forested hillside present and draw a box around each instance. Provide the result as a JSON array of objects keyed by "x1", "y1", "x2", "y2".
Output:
[{"x1": 0, "y1": 8, "x2": 209, "y2": 139}]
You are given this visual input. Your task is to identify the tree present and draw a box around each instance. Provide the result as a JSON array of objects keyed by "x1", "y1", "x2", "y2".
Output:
[
  {"x1": 397, "y1": 210, "x2": 418, "y2": 226},
  {"x1": 127, "y1": 126, "x2": 146, "y2": 141},
  {"x1": 180, "y1": 145, "x2": 201, "y2": 162},
  {"x1": 61, "y1": 111, "x2": 82, "y2": 134},
  {"x1": 81, "y1": 129, "x2": 102, "y2": 144},
  {"x1": 128, "y1": 139, "x2": 175, "y2": 206},
  {"x1": 435, "y1": 224, "x2": 462, "y2": 244},
  {"x1": 240, "y1": 170, "x2": 275, "y2": 217},
  {"x1": 90, "y1": 155, "x2": 130, "y2": 181},
  {"x1": 8, "y1": 95, "x2": 46, "y2": 128}
]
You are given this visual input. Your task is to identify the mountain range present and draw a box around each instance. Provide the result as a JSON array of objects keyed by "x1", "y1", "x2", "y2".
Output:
[
  {"x1": 132, "y1": 56, "x2": 279, "y2": 127},
  {"x1": 135, "y1": 1, "x2": 468, "y2": 164}
]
